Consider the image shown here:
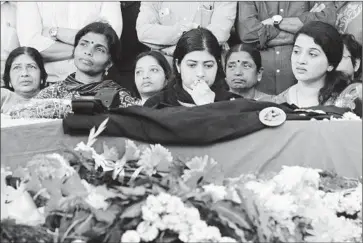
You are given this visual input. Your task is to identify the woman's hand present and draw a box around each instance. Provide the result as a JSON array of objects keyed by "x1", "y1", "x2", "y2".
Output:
[{"x1": 190, "y1": 80, "x2": 215, "y2": 105}]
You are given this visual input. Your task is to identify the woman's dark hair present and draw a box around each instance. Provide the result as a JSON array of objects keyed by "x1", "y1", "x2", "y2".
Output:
[
  {"x1": 294, "y1": 21, "x2": 348, "y2": 104},
  {"x1": 341, "y1": 33, "x2": 362, "y2": 79},
  {"x1": 74, "y1": 21, "x2": 122, "y2": 66},
  {"x1": 224, "y1": 43, "x2": 262, "y2": 72},
  {"x1": 132, "y1": 50, "x2": 172, "y2": 98},
  {"x1": 171, "y1": 27, "x2": 227, "y2": 90},
  {"x1": 3, "y1": 46, "x2": 47, "y2": 91}
]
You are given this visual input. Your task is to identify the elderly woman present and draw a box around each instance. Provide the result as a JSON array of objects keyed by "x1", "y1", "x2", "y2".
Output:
[
  {"x1": 134, "y1": 50, "x2": 172, "y2": 105},
  {"x1": 1, "y1": 47, "x2": 47, "y2": 114},
  {"x1": 144, "y1": 28, "x2": 241, "y2": 108},
  {"x1": 270, "y1": 21, "x2": 362, "y2": 115},
  {"x1": 35, "y1": 22, "x2": 137, "y2": 107},
  {"x1": 224, "y1": 44, "x2": 272, "y2": 100}
]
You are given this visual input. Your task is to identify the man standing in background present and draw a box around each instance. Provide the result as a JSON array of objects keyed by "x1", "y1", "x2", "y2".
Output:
[
  {"x1": 237, "y1": 2, "x2": 336, "y2": 95},
  {"x1": 1, "y1": 1, "x2": 19, "y2": 86},
  {"x1": 105, "y1": 2, "x2": 150, "y2": 95}
]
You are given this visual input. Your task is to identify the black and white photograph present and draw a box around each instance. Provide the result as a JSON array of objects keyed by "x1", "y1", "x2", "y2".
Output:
[{"x1": 1, "y1": 1, "x2": 362, "y2": 242}]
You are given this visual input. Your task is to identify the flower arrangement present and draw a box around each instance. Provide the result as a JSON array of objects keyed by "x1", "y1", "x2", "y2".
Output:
[
  {"x1": 8, "y1": 99, "x2": 73, "y2": 119},
  {"x1": 1, "y1": 118, "x2": 362, "y2": 243}
]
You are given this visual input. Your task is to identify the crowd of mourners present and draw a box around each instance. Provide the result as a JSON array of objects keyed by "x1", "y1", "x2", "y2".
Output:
[{"x1": 1, "y1": 1, "x2": 362, "y2": 116}]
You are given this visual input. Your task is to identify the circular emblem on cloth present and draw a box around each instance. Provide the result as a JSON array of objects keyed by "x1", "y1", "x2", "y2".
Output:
[{"x1": 259, "y1": 107, "x2": 287, "y2": 127}]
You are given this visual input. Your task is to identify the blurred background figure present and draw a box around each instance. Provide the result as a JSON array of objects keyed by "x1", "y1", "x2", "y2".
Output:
[
  {"x1": 335, "y1": 1, "x2": 362, "y2": 45},
  {"x1": 16, "y1": 2, "x2": 122, "y2": 84},
  {"x1": 336, "y1": 34, "x2": 362, "y2": 81},
  {"x1": 105, "y1": 1, "x2": 150, "y2": 95},
  {"x1": 136, "y1": 2, "x2": 236, "y2": 65},
  {"x1": 236, "y1": 1, "x2": 336, "y2": 95},
  {"x1": 1, "y1": 1, "x2": 20, "y2": 86}
]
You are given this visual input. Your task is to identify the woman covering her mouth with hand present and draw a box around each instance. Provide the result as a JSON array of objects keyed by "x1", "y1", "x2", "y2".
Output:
[
  {"x1": 35, "y1": 22, "x2": 137, "y2": 107},
  {"x1": 144, "y1": 28, "x2": 241, "y2": 108}
]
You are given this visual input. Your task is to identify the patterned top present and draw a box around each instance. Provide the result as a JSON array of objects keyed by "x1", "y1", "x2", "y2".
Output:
[
  {"x1": 335, "y1": 2, "x2": 362, "y2": 44},
  {"x1": 35, "y1": 73, "x2": 140, "y2": 108},
  {"x1": 264, "y1": 83, "x2": 362, "y2": 112}
]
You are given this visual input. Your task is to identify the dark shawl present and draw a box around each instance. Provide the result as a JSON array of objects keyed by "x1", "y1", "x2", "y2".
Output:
[
  {"x1": 144, "y1": 81, "x2": 242, "y2": 108},
  {"x1": 63, "y1": 98, "x2": 350, "y2": 146}
]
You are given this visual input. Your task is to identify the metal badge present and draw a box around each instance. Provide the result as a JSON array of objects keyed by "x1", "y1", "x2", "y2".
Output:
[{"x1": 259, "y1": 107, "x2": 287, "y2": 127}]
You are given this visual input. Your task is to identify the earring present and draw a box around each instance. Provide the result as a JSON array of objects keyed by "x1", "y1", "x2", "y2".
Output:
[
  {"x1": 327, "y1": 66, "x2": 333, "y2": 72},
  {"x1": 105, "y1": 68, "x2": 109, "y2": 76}
]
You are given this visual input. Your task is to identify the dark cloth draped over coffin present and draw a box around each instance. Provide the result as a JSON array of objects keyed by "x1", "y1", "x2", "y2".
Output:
[{"x1": 62, "y1": 99, "x2": 350, "y2": 145}]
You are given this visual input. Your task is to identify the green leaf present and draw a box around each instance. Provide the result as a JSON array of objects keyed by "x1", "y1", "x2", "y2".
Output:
[
  {"x1": 168, "y1": 157, "x2": 187, "y2": 178},
  {"x1": 114, "y1": 185, "x2": 146, "y2": 196},
  {"x1": 92, "y1": 207, "x2": 118, "y2": 224},
  {"x1": 87, "y1": 117, "x2": 109, "y2": 147},
  {"x1": 211, "y1": 200, "x2": 253, "y2": 231},
  {"x1": 73, "y1": 214, "x2": 94, "y2": 236},
  {"x1": 119, "y1": 200, "x2": 145, "y2": 219}
]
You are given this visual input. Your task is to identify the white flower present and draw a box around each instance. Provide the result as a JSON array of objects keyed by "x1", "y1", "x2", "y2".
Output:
[
  {"x1": 203, "y1": 184, "x2": 227, "y2": 202},
  {"x1": 342, "y1": 112, "x2": 361, "y2": 120},
  {"x1": 155, "y1": 192, "x2": 172, "y2": 205},
  {"x1": 121, "y1": 230, "x2": 140, "y2": 243},
  {"x1": 220, "y1": 236, "x2": 237, "y2": 242},
  {"x1": 137, "y1": 144, "x2": 173, "y2": 176},
  {"x1": 136, "y1": 221, "x2": 159, "y2": 242},
  {"x1": 182, "y1": 155, "x2": 217, "y2": 181},
  {"x1": 26, "y1": 153, "x2": 76, "y2": 180},
  {"x1": 142, "y1": 205, "x2": 161, "y2": 222},
  {"x1": 74, "y1": 141, "x2": 95, "y2": 159},
  {"x1": 145, "y1": 194, "x2": 165, "y2": 214},
  {"x1": 178, "y1": 232, "x2": 190, "y2": 242},
  {"x1": 205, "y1": 226, "x2": 222, "y2": 240},
  {"x1": 1, "y1": 181, "x2": 44, "y2": 226},
  {"x1": 161, "y1": 214, "x2": 181, "y2": 231},
  {"x1": 75, "y1": 142, "x2": 114, "y2": 171},
  {"x1": 85, "y1": 191, "x2": 109, "y2": 210},
  {"x1": 189, "y1": 220, "x2": 208, "y2": 239},
  {"x1": 165, "y1": 195, "x2": 185, "y2": 214},
  {"x1": 46, "y1": 153, "x2": 76, "y2": 178},
  {"x1": 173, "y1": 221, "x2": 190, "y2": 235},
  {"x1": 272, "y1": 166, "x2": 321, "y2": 192},
  {"x1": 81, "y1": 181, "x2": 113, "y2": 210},
  {"x1": 154, "y1": 217, "x2": 168, "y2": 231},
  {"x1": 124, "y1": 140, "x2": 141, "y2": 161},
  {"x1": 184, "y1": 207, "x2": 201, "y2": 224}
]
